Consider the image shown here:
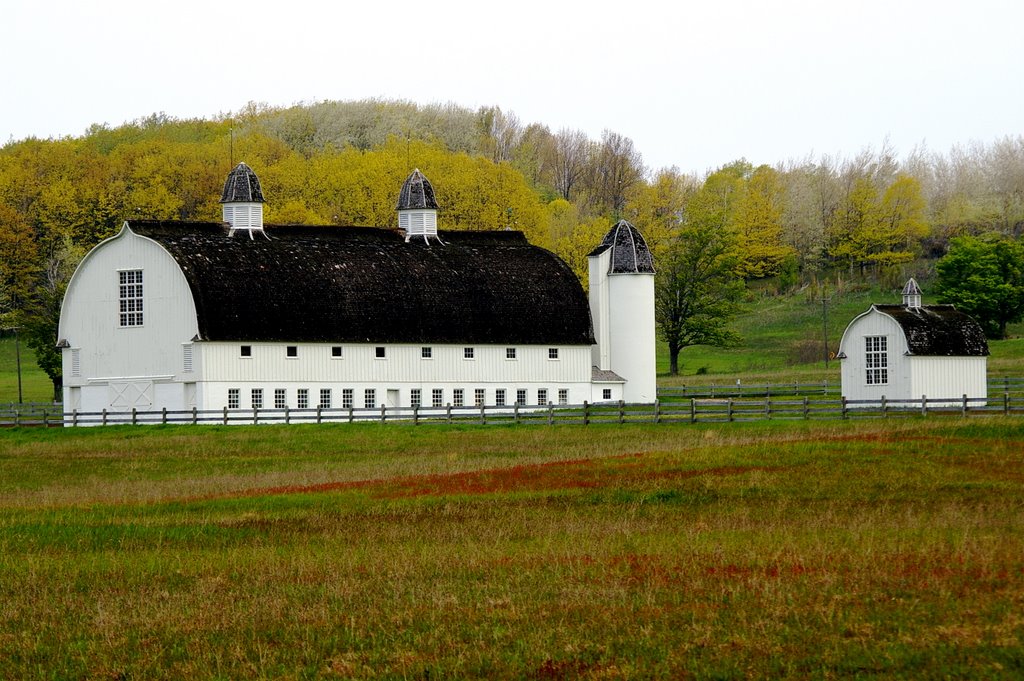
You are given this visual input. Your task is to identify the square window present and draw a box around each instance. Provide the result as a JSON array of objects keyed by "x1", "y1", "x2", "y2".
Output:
[
  {"x1": 228, "y1": 388, "x2": 240, "y2": 409},
  {"x1": 495, "y1": 389, "x2": 506, "y2": 406},
  {"x1": 342, "y1": 389, "x2": 354, "y2": 409},
  {"x1": 286, "y1": 346, "x2": 297, "y2": 358},
  {"x1": 506, "y1": 348, "x2": 517, "y2": 360},
  {"x1": 464, "y1": 347, "x2": 475, "y2": 359},
  {"x1": 375, "y1": 347, "x2": 386, "y2": 359},
  {"x1": 603, "y1": 388, "x2": 612, "y2": 400},
  {"x1": 319, "y1": 388, "x2": 332, "y2": 409},
  {"x1": 453, "y1": 388, "x2": 465, "y2": 407},
  {"x1": 432, "y1": 388, "x2": 444, "y2": 407},
  {"x1": 251, "y1": 388, "x2": 263, "y2": 409},
  {"x1": 421, "y1": 347, "x2": 432, "y2": 359},
  {"x1": 240, "y1": 345, "x2": 252, "y2": 357},
  {"x1": 331, "y1": 346, "x2": 343, "y2": 358},
  {"x1": 297, "y1": 389, "x2": 309, "y2": 409},
  {"x1": 548, "y1": 348, "x2": 559, "y2": 360},
  {"x1": 275, "y1": 388, "x2": 287, "y2": 409}
]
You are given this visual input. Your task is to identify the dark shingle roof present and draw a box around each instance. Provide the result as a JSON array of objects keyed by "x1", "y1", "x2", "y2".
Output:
[
  {"x1": 129, "y1": 221, "x2": 594, "y2": 345},
  {"x1": 396, "y1": 169, "x2": 438, "y2": 210},
  {"x1": 874, "y1": 305, "x2": 989, "y2": 356},
  {"x1": 588, "y1": 220, "x2": 655, "y2": 273},
  {"x1": 220, "y1": 162, "x2": 265, "y2": 203}
]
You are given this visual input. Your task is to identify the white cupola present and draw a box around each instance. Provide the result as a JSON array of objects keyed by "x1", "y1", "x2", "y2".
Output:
[
  {"x1": 220, "y1": 162, "x2": 265, "y2": 236},
  {"x1": 902, "y1": 277, "x2": 922, "y2": 309},
  {"x1": 396, "y1": 169, "x2": 438, "y2": 242}
]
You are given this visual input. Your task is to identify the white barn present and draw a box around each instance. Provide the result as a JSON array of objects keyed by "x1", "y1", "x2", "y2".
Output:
[
  {"x1": 58, "y1": 163, "x2": 657, "y2": 420},
  {"x1": 837, "y1": 279, "x2": 989, "y2": 405}
]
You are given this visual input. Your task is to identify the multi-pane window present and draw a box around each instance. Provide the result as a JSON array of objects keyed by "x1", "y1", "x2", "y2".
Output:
[
  {"x1": 332, "y1": 346, "x2": 343, "y2": 358},
  {"x1": 453, "y1": 388, "x2": 464, "y2": 407},
  {"x1": 464, "y1": 347, "x2": 475, "y2": 359},
  {"x1": 474, "y1": 388, "x2": 486, "y2": 407},
  {"x1": 228, "y1": 388, "x2": 240, "y2": 409},
  {"x1": 432, "y1": 388, "x2": 444, "y2": 407},
  {"x1": 297, "y1": 389, "x2": 309, "y2": 409},
  {"x1": 516, "y1": 389, "x2": 527, "y2": 406},
  {"x1": 603, "y1": 388, "x2": 613, "y2": 400},
  {"x1": 319, "y1": 388, "x2": 332, "y2": 409},
  {"x1": 421, "y1": 347, "x2": 432, "y2": 359},
  {"x1": 411, "y1": 389, "x2": 422, "y2": 408},
  {"x1": 558, "y1": 389, "x2": 569, "y2": 405},
  {"x1": 275, "y1": 388, "x2": 287, "y2": 409},
  {"x1": 865, "y1": 336, "x2": 888, "y2": 385},
  {"x1": 548, "y1": 348, "x2": 559, "y2": 360},
  {"x1": 286, "y1": 346, "x2": 298, "y2": 358},
  {"x1": 118, "y1": 270, "x2": 143, "y2": 327},
  {"x1": 495, "y1": 389, "x2": 506, "y2": 406},
  {"x1": 537, "y1": 388, "x2": 548, "y2": 405},
  {"x1": 251, "y1": 388, "x2": 263, "y2": 409},
  {"x1": 342, "y1": 388, "x2": 354, "y2": 409},
  {"x1": 240, "y1": 345, "x2": 252, "y2": 357},
  {"x1": 506, "y1": 348, "x2": 517, "y2": 360},
  {"x1": 365, "y1": 389, "x2": 376, "y2": 409}
]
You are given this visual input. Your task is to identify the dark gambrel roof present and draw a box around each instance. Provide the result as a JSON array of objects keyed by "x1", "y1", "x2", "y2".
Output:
[
  {"x1": 129, "y1": 220, "x2": 594, "y2": 345},
  {"x1": 874, "y1": 305, "x2": 989, "y2": 357},
  {"x1": 220, "y1": 162, "x2": 265, "y2": 203},
  {"x1": 587, "y1": 220, "x2": 655, "y2": 273},
  {"x1": 396, "y1": 169, "x2": 438, "y2": 210}
]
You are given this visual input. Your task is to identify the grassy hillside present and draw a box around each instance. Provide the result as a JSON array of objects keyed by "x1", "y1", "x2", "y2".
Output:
[
  {"x1": 0, "y1": 336, "x2": 53, "y2": 405},
  {"x1": 1, "y1": 420, "x2": 1022, "y2": 678}
]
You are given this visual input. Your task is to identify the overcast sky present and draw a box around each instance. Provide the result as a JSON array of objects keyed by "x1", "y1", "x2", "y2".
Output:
[{"x1": 3, "y1": 0, "x2": 1021, "y2": 176}]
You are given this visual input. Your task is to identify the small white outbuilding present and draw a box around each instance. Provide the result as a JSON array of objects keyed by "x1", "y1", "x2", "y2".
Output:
[{"x1": 837, "y1": 278, "x2": 989, "y2": 405}]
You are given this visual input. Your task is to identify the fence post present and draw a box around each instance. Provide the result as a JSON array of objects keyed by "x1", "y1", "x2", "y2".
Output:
[
  {"x1": 162, "y1": 407, "x2": 167, "y2": 425},
  {"x1": 962, "y1": 394, "x2": 968, "y2": 417},
  {"x1": 841, "y1": 397, "x2": 847, "y2": 420},
  {"x1": 765, "y1": 397, "x2": 772, "y2": 420},
  {"x1": 131, "y1": 407, "x2": 137, "y2": 426},
  {"x1": 654, "y1": 399, "x2": 661, "y2": 424},
  {"x1": 728, "y1": 399, "x2": 734, "y2": 422},
  {"x1": 253, "y1": 408, "x2": 259, "y2": 426},
  {"x1": 223, "y1": 406, "x2": 228, "y2": 425},
  {"x1": 316, "y1": 406, "x2": 322, "y2": 425},
  {"x1": 802, "y1": 396, "x2": 809, "y2": 419},
  {"x1": 73, "y1": 409, "x2": 78, "y2": 427},
  {"x1": 480, "y1": 403, "x2": 486, "y2": 425},
  {"x1": 1005, "y1": 392, "x2": 1010, "y2": 415},
  {"x1": 514, "y1": 403, "x2": 520, "y2": 424},
  {"x1": 881, "y1": 395, "x2": 887, "y2": 418},
  {"x1": 380, "y1": 405, "x2": 386, "y2": 423},
  {"x1": 690, "y1": 398, "x2": 696, "y2": 424},
  {"x1": 921, "y1": 395, "x2": 927, "y2": 417},
  {"x1": 548, "y1": 403, "x2": 554, "y2": 426},
  {"x1": 618, "y1": 400, "x2": 625, "y2": 425},
  {"x1": 14, "y1": 409, "x2": 20, "y2": 427},
  {"x1": 583, "y1": 401, "x2": 590, "y2": 426},
  {"x1": 102, "y1": 408, "x2": 108, "y2": 426},
  {"x1": 447, "y1": 404, "x2": 452, "y2": 425},
  {"x1": 348, "y1": 407, "x2": 354, "y2": 423},
  {"x1": 285, "y1": 406, "x2": 290, "y2": 425},
  {"x1": 43, "y1": 411, "x2": 49, "y2": 427},
  {"x1": 413, "y1": 404, "x2": 419, "y2": 426}
]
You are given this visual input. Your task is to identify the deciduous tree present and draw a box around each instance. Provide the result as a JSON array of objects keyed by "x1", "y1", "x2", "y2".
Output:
[{"x1": 936, "y1": 235, "x2": 1024, "y2": 339}]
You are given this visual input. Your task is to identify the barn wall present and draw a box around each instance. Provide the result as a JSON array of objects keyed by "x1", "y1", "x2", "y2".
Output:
[
  {"x1": 59, "y1": 225, "x2": 199, "y2": 413},
  {"x1": 909, "y1": 356, "x2": 988, "y2": 404},
  {"x1": 839, "y1": 310, "x2": 912, "y2": 401}
]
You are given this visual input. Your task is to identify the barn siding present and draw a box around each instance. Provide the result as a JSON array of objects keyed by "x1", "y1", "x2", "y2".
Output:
[
  {"x1": 910, "y1": 356, "x2": 988, "y2": 404},
  {"x1": 839, "y1": 312, "x2": 911, "y2": 401}
]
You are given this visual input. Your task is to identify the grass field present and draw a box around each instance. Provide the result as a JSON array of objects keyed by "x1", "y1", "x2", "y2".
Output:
[{"x1": 2, "y1": 420, "x2": 1022, "y2": 678}]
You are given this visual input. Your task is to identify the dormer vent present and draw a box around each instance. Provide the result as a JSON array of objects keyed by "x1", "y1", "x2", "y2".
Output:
[
  {"x1": 902, "y1": 277, "x2": 922, "y2": 309},
  {"x1": 397, "y1": 169, "x2": 439, "y2": 242},
  {"x1": 221, "y1": 162, "x2": 266, "y2": 236}
]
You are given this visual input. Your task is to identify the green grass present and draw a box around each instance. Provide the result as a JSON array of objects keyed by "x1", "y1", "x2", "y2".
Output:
[
  {"x1": 0, "y1": 336, "x2": 54, "y2": 404},
  {"x1": 1, "y1": 420, "x2": 1022, "y2": 678}
]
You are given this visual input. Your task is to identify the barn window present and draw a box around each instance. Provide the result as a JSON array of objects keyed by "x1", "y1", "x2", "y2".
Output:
[
  {"x1": 228, "y1": 388, "x2": 240, "y2": 409},
  {"x1": 537, "y1": 388, "x2": 548, "y2": 405},
  {"x1": 506, "y1": 348, "x2": 517, "y2": 360},
  {"x1": 118, "y1": 270, "x2": 144, "y2": 327},
  {"x1": 558, "y1": 389, "x2": 569, "y2": 405},
  {"x1": 516, "y1": 389, "x2": 527, "y2": 406},
  {"x1": 453, "y1": 388, "x2": 465, "y2": 407},
  {"x1": 411, "y1": 389, "x2": 422, "y2": 408},
  {"x1": 432, "y1": 388, "x2": 444, "y2": 407},
  {"x1": 251, "y1": 388, "x2": 263, "y2": 409},
  {"x1": 240, "y1": 345, "x2": 252, "y2": 357},
  {"x1": 365, "y1": 389, "x2": 376, "y2": 409},
  {"x1": 297, "y1": 389, "x2": 309, "y2": 409},
  {"x1": 464, "y1": 347, "x2": 475, "y2": 359},
  {"x1": 421, "y1": 347, "x2": 432, "y2": 359},
  {"x1": 495, "y1": 389, "x2": 506, "y2": 406},
  {"x1": 865, "y1": 336, "x2": 888, "y2": 385},
  {"x1": 342, "y1": 389, "x2": 353, "y2": 409},
  {"x1": 548, "y1": 348, "x2": 559, "y2": 360},
  {"x1": 319, "y1": 388, "x2": 332, "y2": 409},
  {"x1": 474, "y1": 388, "x2": 485, "y2": 407},
  {"x1": 603, "y1": 389, "x2": 612, "y2": 400},
  {"x1": 286, "y1": 346, "x2": 298, "y2": 358},
  {"x1": 275, "y1": 388, "x2": 287, "y2": 409},
  {"x1": 332, "y1": 346, "x2": 343, "y2": 358},
  {"x1": 375, "y1": 347, "x2": 386, "y2": 359}
]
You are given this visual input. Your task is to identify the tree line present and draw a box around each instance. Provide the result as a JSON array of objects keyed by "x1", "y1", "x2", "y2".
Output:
[{"x1": 2, "y1": 99, "x2": 1024, "y2": 393}]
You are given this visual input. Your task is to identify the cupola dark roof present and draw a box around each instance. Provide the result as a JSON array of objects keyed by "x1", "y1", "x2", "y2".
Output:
[
  {"x1": 396, "y1": 169, "x2": 438, "y2": 210},
  {"x1": 588, "y1": 220, "x2": 655, "y2": 274},
  {"x1": 126, "y1": 221, "x2": 594, "y2": 346},
  {"x1": 874, "y1": 305, "x2": 989, "y2": 356},
  {"x1": 901, "y1": 278, "x2": 922, "y2": 297},
  {"x1": 220, "y1": 162, "x2": 265, "y2": 204}
]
